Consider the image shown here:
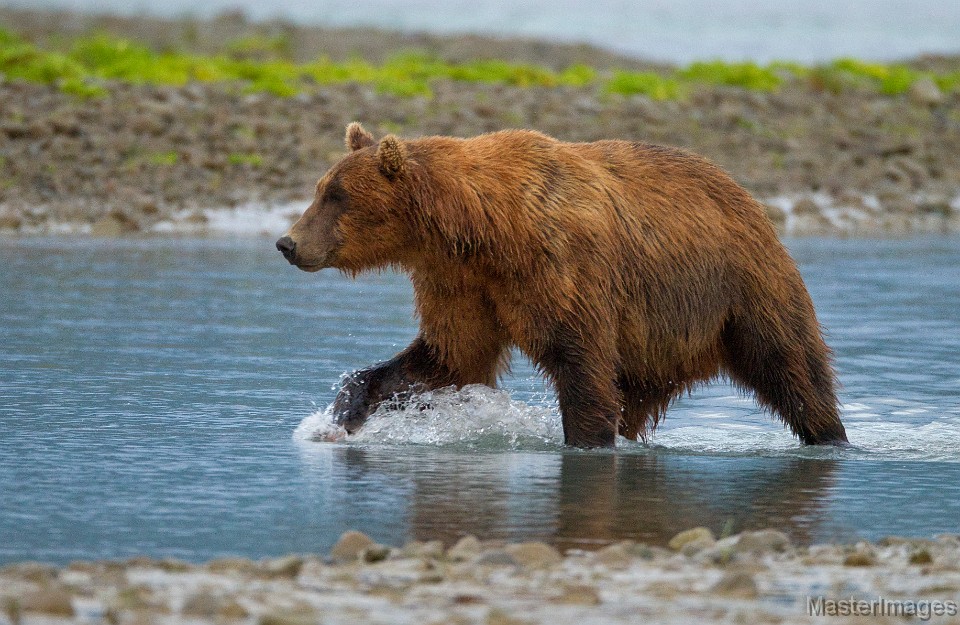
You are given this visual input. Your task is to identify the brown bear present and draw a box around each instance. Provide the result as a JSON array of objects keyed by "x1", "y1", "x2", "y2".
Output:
[{"x1": 277, "y1": 122, "x2": 848, "y2": 448}]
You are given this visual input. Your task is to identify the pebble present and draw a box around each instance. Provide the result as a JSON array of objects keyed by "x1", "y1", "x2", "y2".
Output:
[
  {"x1": 262, "y1": 555, "x2": 304, "y2": 578},
  {"x1": 361, "y1": 544, "x2": 391, "y2": 563},
  {"x1": 329, "y1": 530, "x2": 375, "y2": 563},
  {"x1": 0, "y1": 527, "x2": 958, "y2": 625},
  {"x1": 475, "y1": 550, "x2": 519, "y2": 567},
  {"x1": 448, "y1": 535, "x2": 483, "y2": 561},
  {"x1": 18, "y1": 586, "x2": 75, "y2": 616},
  {"x1": 733, "y1": 530, "x2": 791, "y2": 554},
  {"x1": 592, "y1": 542, "x2": 634, "y2": 568},
  {"x1": 909, "y1": 77, "x2": 945, "y2": 107},
  {"x1": 710, "y1": 571, "x2": 759, "y2": 598},
  {"x1": 505, "y1": 542, "x2": 562, "y2": 569},
  {"x1": 669, "y1": 527, "x2": 716, "y2": 551}
]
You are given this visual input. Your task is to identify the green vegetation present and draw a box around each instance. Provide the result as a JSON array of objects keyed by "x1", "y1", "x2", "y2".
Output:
[
  {"x1": 227, "y1": 152, "x2": 264, "y2": 167},
  {"x1": 1, "y1": 27, "x2": 958, "y2": 101},
  {"x1": 147, "y1": 151, "x2": 179, "y2": 166}
]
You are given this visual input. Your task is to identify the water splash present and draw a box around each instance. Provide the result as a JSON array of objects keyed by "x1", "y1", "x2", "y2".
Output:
[
  {"x1": 293, "y1": 384, "x2": 562, "y2": 450},
  {"x1": 293, "y1": 385, "x2": 960, "y2": 461}
]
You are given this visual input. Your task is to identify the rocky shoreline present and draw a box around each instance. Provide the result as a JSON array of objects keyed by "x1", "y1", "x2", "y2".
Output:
[
  {"x1": 2, "y1": 528, "x2": 958, "y2": 624},
  {"x1": 1, "y1": 9, "x2": 959, "y2": 237}
]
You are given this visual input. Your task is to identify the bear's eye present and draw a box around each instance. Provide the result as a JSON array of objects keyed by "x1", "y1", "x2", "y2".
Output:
[{"x1": 323, "y1": 183, "x2": 348, "y2": 205}]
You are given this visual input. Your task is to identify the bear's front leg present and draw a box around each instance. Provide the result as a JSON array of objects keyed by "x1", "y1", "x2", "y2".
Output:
[{"x1": 332, "y1": 336, "x2": 454, "y2": 433}]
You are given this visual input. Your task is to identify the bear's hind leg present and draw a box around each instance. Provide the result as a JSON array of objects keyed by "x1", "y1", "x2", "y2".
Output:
[
  {"x1": 534, "y1": 324, "x2": 622, "y2": 448},
  {"x1": 721, "y1": 308, "x2": 848, "y2": 445},
  {"x1": 617, "y1": 375, "x2": 680, "y2": 441}
]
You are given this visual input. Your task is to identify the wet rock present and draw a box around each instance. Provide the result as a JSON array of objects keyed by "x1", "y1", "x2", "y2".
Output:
[
  {"x1": 475, "y1": 550, "x2": 519, "y2": 567},
  {"x1": 791, "y1": 212, "x2": 834, "y2": 235},
  {"x1": 505, "y1": 542, "x2": 562, "y2": 569},
  {"x1": 206, "y1": 557, "x2": 258, "y2": 576},
  {"x1": 156, "y1": 558, "x2": 192, "y2": 572},
  {"x1": 19, "y1": 585, "x2": 75, "y2": 616},
  {"x1": 0, "y1": 562, "x2": 58, "y2": 583},
  {"x1": 262, "y1": 555, "x2": 304, "y2": 578},
  {"x1": 843, "y1": 551, "x2": 875, "y2": 566},
  {"x1": 843, "y1": 543, "x2": 877, "y2": 566},
  {"x1": 669, "y1": 527, "x2": 716, "y2": 551},
  {"x1": 909, "y1": 78, "x2": 945, "y2": 107},
  {"x1": 219, "y1": 599, "x2": 250, "y2": 620},
  {"x1": 447, "y1": 535, "x2": 482, "y2": 562},
  {"x1": 361, "y1": 544, "x2": 391, "y2": 563},
  {"x1": 592, "y1": 542, "x2": 633, "y2": 569},
  {"x1": 182, "y1": 590, "x2": 222, "y2": 617},
  {"x1": 733, "y1": 530, "x2": 791, "y2": 554},
  {"x1": 486, "y1": 607, "x2": 531, "y2": 625},
  {"x1": 330, "y1": 531, "x2": 375, "y2": 563},
  {"x1": 0, "y1": 214, "x2": 23, "y2": 231},
  {"x1": 397, "y1": 540, "x2": 445, "y2": 560},
  {"x1": 90, "y1": 211, "x2": 140, "y2": 236},
  {"x1": 917, "y1": 198, "x2": 953, "y2": 216},
  {"x1": 554, "y1": 583, "x2": 602, "y2": 605},
  {"x1": 259, "y1": 608, "x2": 320, "y2": 625},
  {"x1": 791, "y1": 197, "x2": 821, "y2": 216},
  {"x1": 711, "y1": 571, "x2": 759, "y2": 598},
  {"x1": 909, "y1": 549, "x2": 934, "y2": 565},
  {"x1": 681, "y1": 537, "x2": 717, "y2": 557}
]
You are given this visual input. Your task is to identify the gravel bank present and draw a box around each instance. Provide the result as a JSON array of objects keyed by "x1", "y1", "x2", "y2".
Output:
[
  {"x1": 1, "y1": 10, "x2": 959, "y2": 237},
  {"x1": 2, "y1": 528, "x2": 958, "y2": 625},
  {"x1": 2, "y1": 78, "x2": 958, "y2": 238}
]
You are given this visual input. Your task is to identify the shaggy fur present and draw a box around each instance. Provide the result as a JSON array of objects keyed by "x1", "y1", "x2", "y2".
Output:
[{"x1": 279, "y1": 123, "x2": 848, "y2": 448}]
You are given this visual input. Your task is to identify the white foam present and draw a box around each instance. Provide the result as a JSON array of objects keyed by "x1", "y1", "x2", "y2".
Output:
[
  {"x1": 293, "y1": 409, "x2": 348, "y2": 442},
  {"x1": 293, "y1": 385, "x2": 562, "y2": 449},
  {"x1": 292, "y1": 385, "x2": 960, "y2": 461}
]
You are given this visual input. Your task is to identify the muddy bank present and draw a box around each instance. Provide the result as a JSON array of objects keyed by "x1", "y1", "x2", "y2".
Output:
[
  {"x1": 1, "y1": 10, "x2": 959, "y2": 236},
  {"x1": 2, "y1": 528, "x2": 959, "y2": 624}
]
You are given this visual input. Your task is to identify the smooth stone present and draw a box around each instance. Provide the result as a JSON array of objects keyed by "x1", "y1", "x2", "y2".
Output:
[
  {"x1": 733, "y1": 530, "x2": 792, "y2": 554},
  {"x1": 19, "y1": 586, "x2": 75, "y2": 616},
  {"x1": 669, "y1": 527, "x2": 716, "y2": 551},
  {"x1": 330, "y1": 531, "x2": 375, "y2": 563},
  {"x1": 909, "y1": 77, "x2": 945, "y2": 107},
  {"x1": 262, "y1": 555, "x2": 304, "y2": 578},
  {"x1": 361, "y1": 544, "x2": 391, "y2": 563},
  {"x1": 475, "y1": 550, "x2": 519, "y2": 567},
  {"x1": 447, "y1": 535, "x2": 482, "y2": 562},
  {"x1": 505, "y1": 542, "x2": 562, "y2": 569},
  {"x1": 711, "y1": 571, "x2": 759, "y2": 598}
]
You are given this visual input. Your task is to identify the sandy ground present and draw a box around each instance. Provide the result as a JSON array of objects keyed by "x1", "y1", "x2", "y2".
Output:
[
  {"x1": 2, "y1": 528, "x2": 959, "y2": 624},
  {"x1": 1, "y1": 8, "x2": 959, "y2": 236}
]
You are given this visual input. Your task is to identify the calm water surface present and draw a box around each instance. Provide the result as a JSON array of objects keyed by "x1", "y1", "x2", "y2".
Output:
[
  {"x1": 18, "y1": 0, "x2": 960, "y2": 63},
  {"x1": 1, "y1": 236, "x2": 959, "y2": 564}
]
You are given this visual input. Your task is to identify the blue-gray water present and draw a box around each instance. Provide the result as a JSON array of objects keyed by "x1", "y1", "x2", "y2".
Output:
[
  {"x1": 1, "y1": 236, "x2": 959, "y2": 564},
  {"x1": 14, "y1": 0, "x2": 960, "y2": 63}
]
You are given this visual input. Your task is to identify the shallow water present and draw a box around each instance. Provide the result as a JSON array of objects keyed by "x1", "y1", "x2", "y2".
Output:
[
  {"x1": 1, "y1": 236, "x2": 959, "y2": 564},
  {"x1": 18, "y1": 0, "x2": 960, "y2": 63}
]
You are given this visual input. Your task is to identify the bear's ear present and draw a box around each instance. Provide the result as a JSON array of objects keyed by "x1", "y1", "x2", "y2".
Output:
[
  {"x1": 376, "y1": 135, "x2": 406, "y2": 179},
  {"x1": 345, "y1": 122, "x2": 375, "y2": 151}
]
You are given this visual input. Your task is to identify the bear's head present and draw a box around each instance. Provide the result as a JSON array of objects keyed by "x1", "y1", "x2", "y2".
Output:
[{"x1": 277, "y1": 122, "x2": 413, "y2": 273}]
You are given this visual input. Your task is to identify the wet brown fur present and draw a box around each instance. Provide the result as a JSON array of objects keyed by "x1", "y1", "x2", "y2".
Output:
[{"x1": 283, "y1": 124, "x2": 848, "y2": 448}]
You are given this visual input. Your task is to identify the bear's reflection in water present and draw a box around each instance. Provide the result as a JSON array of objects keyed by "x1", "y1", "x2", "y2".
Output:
[{"x1": 301, "y1": 445, "x2": 839, "y2": 550}]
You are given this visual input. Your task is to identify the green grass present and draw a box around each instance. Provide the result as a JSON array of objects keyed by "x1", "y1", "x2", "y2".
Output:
[
  {"x1": 604, "y1": 71, "x2": 681, "y2": 99},
  {"x1": 227, "y1": 152, "x2": 263, "y2": 167},
  {"x1": 1, "y1": 27, "x2": 958, "y2": 101}
]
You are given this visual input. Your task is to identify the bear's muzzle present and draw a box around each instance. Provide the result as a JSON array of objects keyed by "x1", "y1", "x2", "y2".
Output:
[{"x1": 276, "y1": 236, "x2": 298, "y2": 264}]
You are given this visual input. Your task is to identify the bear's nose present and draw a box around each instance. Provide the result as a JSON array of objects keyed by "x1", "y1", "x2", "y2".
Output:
[{"x1": 276, "y1": 236, "x2": 297, "y2": 263}]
